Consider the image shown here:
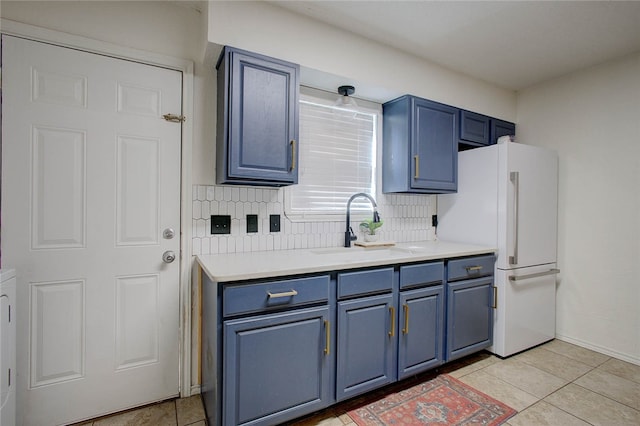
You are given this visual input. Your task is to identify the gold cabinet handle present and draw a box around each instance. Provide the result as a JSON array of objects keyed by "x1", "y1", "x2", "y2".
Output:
[
  {"x1": 388, "y1": 306, "x2": 395, "y2": 337},
  {"x1": 324, "y1": 320, "x2": 330, "y2": 355},
  {"x1": 402, "y1": 304, "x2": 409, "y2": 335},
  {"x1": 290, "y1": 140, "x2": 296, "y2": 172},
  {"x1": 465, "y1": 265, "x2": 483, "y2": 272},
  {"x1": 267, "y1": 289, "x2": 298, "y2": 299},
  {"x1": 492, "y1": 286, "x2": 497, "y2": 309},
  {"x1": 414, "y1": 155, "x2": 419, "y2": 179}
]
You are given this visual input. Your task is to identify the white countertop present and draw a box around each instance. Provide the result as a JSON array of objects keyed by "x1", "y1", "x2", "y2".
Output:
[{"x1": 196, "y1": 240, "x2": 495, "y2": 282}]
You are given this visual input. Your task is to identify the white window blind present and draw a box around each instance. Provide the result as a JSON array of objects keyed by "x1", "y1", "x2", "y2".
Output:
[{"x1": 285, "y1": 89, "x2": 379, "y2": 218}]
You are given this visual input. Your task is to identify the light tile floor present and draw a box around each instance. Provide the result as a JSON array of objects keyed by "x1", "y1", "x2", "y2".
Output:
[
  {"x1": 77, "y1": 340, "x2": 640, "y2": 425},
  {"x1": 72, "y1": 395, "x2": 206, "y2": 426}
]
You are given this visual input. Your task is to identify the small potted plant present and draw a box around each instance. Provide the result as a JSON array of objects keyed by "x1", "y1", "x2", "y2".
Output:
[{"x1": 359, "y1": 219, "x2": 384, "y2": 242}]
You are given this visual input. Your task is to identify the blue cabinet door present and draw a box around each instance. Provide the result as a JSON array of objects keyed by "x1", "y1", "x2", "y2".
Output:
[
  {"x1": 398, "y1": 286, "x2": 445, "y2": 379},
  {"x1": 446, "y1": 277, "x2": 494, "y2": 361},
  {"x1": 382, "y1": 95, "x2": 457, "y2": 194},
  {"x1": 460, "y1": 110, "x2": 490, "y2": 146},
  {"x1": 412, "y1": 98, "x2": 458, "y2": 192},
  {"x1": 336, "y1": 293, "x2": 396, "y2": 401},
  {"x1": 490, "y1": 118, "x2": 516, "y2": 144},
  {"x1": 217, "y1": 47, "x2": 299, "y2": 186},
  {"x1": 223, "y1": 306, "x2": 331, "y2": 426}
]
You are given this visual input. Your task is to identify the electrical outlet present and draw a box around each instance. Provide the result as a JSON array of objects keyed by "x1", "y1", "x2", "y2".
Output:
[
  {"x1": 246, "y1": 214, "x2": 258, "y2": 233},
  {"x1": 211, "y1": 215, "x2": 231, "y2": 234},
  {"x1": 269, "y1": 214, "x2": 281, "y2": 232}
]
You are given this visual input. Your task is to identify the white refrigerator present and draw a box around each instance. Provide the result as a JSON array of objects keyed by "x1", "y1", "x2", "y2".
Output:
[{"x1": 437, "y1": 141, "x2": 559, "y2": 357}]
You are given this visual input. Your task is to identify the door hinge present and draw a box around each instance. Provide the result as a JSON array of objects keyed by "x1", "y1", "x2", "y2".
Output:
[{"x1": 162, "y1": 113, "x2": 186, "y2": 123}]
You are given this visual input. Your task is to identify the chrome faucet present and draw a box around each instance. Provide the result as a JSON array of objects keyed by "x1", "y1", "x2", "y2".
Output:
[{"x1": 344, "y1": 193, "x2": 381, "y2": 247}]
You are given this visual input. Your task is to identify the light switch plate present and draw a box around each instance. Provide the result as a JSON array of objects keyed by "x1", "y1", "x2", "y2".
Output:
[
  {"x1": 247, "y1": 214, "x2": 258, "y2": 233},
  {"x1": 269, "y1": 214, "x2": 281, "y2": 232}
]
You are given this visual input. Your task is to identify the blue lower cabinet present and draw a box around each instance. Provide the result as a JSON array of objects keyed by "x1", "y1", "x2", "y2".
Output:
[
  {"x1": 398, "y1": 286, "x2": 445, "y2": 379},
  {"x1": 446, "y1": 277, "x2": 494, "y2": 361},
  {"x1": 206, "y1": 258, "x2": 495, "y2": 425},
  {"x1": 224, "y1": 306, "x2": 332, "y2": 426},
  {"x1": 336, "y1": 293, "x2": 396, "y2": 401}
]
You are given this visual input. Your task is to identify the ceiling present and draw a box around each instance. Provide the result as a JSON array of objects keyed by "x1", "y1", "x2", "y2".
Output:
[{"x1": 269, "y1": 0, "x2": 640, "y2": 91}]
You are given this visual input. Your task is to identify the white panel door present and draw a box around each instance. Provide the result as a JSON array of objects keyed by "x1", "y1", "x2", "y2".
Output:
[{"x1": 1, "y1": 35, "x2": 182, "y2": 425}]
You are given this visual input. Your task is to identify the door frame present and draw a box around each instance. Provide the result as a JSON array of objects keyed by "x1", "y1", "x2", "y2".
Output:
[{"x1": 0, "y1": 18, "x2": 196, "y2": 397}]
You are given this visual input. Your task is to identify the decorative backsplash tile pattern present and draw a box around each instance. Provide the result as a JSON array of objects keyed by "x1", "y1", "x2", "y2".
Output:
[{"x1": 191, "y1": 185, "x2": 436, "y2": 255}]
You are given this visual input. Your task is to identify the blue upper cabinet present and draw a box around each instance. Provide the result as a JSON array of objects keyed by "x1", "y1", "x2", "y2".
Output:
[
  {"x1": 490, "y1": 118, "x2": 516, "y2": 144},
  {"x1": 460, "y1": 111, "x2": 516, "y2": 149},
  {"x1": 216, "y1": 46, "x2": 299, "y2": 186},
  {"x1": 383, "y1": 95, "x2": 458, "y2": 193},
  {"x1": 460, "y1": 110, "x2": 490, "y2": 146}
]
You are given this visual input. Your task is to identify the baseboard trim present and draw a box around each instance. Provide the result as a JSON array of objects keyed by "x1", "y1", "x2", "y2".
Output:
[{"x1": 555, "y1": 334, "x2": 639, "y2": 366}]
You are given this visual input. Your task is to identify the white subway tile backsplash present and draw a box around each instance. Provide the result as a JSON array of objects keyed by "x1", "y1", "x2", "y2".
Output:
[
  {"x1": 197, "y1": 186, "x2": 206, "y2": 201},
  {"x1": 191, "y1": 185, "x2": 436, "y2": 255}
]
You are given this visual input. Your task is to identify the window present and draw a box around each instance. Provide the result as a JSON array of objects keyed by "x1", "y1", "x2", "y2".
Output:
[{"x1": 285, "y1": 87, "x2": 380, "y2": 219}]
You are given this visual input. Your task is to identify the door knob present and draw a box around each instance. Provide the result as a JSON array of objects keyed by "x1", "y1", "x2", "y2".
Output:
[
  {"x1": 163, "y1": 228, "x2": 175, "y2": 239},
  {"x1": 162, "y1": 251, "x2": 176, "y2": 263}
]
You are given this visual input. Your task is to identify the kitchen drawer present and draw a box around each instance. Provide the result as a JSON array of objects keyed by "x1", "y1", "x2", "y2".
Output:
[
  {"x1": 338, "y1": 267, "x2": 394, "y2": 299},
  {"x1": 400, "y1": 261, "x2": 444, "y2": 289},
  {"x1": 223, "y1": 274, "x2": 330, "y2": 317},
  {"x1": 447, "y1": 255, "x2": 495, "y2": 281}
]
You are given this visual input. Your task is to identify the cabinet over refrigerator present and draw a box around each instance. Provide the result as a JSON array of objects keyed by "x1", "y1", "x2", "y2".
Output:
[{"x1": 437, "y1": 140, "x2": 559, "y2": 357}]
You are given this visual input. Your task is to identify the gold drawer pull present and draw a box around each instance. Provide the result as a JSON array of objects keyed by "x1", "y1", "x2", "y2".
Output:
[
  {"x1": 465, "y1": 265, "x2": 483, "y2": 272},
  {"x1": 402, "y1": 304, "x2": 409, "y2": 335},
  {"x1": 389, "y1": 306, "x2": 395, "y2": 337},
  {"x1": 267, "y1": 289, "x2": 298, "y2": 299},
  {"x1": 414, "y1": 155, "x2": 419, "y2": 179},
  {"x1": 324, "y1": 320, "x2": 330, "y2": 355},
  {"x1": 290, "y1": 140, "x2": 296, "y2": 172}
]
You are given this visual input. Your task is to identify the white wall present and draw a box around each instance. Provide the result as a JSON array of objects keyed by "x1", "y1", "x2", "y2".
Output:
[
  {"x1": 1, "y1": 1, "x2": 204, "y2": 59},
  {"x1": 206, "y1": 1, "x2": 516, "y2": 112},
  {"x1": 517, "y1": 53, "x2": 640, "y2": 364}
]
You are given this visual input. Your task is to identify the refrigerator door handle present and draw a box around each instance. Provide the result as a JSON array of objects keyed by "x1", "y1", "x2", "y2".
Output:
[
  {"x1": 509, "y1": 268, "x2": 560, "y2": 282},
  {"x1": 509, "y1": 171, "x2": 520, "y2": 265}
]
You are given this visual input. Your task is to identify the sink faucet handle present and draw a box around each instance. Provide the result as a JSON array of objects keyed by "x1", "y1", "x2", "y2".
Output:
[{"x1": 349, "y1": 226, "x2": 357, "y2": 241}]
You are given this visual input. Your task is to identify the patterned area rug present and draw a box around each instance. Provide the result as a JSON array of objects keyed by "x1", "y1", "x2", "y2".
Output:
[{"x1": 347, "y1": 374, "x2": 516, "y2": 425}]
